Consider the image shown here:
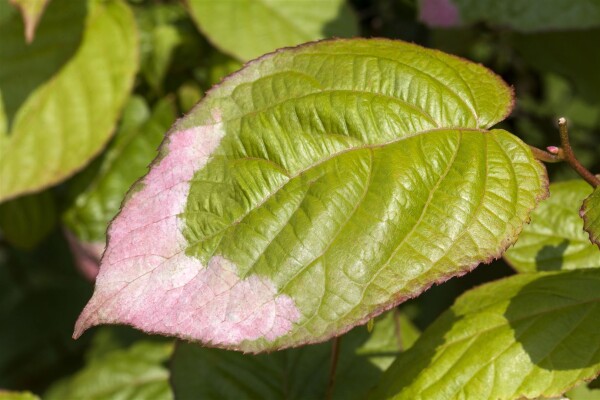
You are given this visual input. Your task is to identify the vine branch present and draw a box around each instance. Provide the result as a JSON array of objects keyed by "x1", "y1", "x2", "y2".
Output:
[
  {"x1": 325, "y1": 336, "x2": 342, "y2": 400},
  {"x1": 531, "y1": 117, "x2": 600, "y2": 188},
  {"x1": 557, "y1": 118, "x2": 600, "y2": 188},
  {"x1": 529, "y1": 145, "x2": 562, "y2": 163}
]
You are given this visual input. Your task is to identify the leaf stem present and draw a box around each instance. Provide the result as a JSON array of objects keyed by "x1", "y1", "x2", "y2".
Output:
[
  {"x1": 325, "y1": 336, "x2": 342, "y2": 400},
  {"x1": 557, "y1": 118, "x2": 600, "y2": 188}
]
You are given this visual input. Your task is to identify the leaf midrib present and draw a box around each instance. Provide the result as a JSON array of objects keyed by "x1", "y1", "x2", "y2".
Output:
[{"x1": 188, "y1": 127, "x2": 483, "y2": 251}]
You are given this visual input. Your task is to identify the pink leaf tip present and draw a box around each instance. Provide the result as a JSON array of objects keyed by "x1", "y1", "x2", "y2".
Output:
[{"x1": 73, "y1": 111, "x2": 300, "y2": 347}]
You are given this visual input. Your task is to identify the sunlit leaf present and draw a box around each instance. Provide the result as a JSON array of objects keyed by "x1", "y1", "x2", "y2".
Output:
[
  {"x1": 74, "y1": 38, "x2": 547, "y2": 353},
  {"x1": 373, "y1": 269, "x2": 600, "y2": 400},
  {"x1": 504, "y1": 180, "x2": 600, "y2": 272},
  {"x1": 582, "y1": 186, "x2": 600, "y2": 248},
  {"x1": 0, "y1": 0, "x2": 138, "y2": 202},
  {"x1": 187, "y1": 0, "x2": 359, "y2": 61}
]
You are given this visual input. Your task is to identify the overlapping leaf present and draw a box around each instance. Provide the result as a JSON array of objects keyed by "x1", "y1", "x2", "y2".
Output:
[
  {"x1": 0, "y1": 0, "x2": 138, "y2": 202},
  {"x1": 187, "y1": 0, "x2": 359, "y2": 61},
  {"x1": 372, "y1": 269, "x2": 600, "y2": 400},
  {"x1": 582, "y1": 186, "x2": 600, "y2": 248},
  {"x1": 504, "y1": 180, "x2": 600, "y2": 272},
  {"x1": 74, "y1": 38, "x2": 547, "y2": 352}
]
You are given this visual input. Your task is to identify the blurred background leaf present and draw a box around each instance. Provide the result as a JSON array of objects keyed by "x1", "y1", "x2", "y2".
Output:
[
  {"x1": 0, "y1": 0, "x2": 138, "y2": 202},
  {"x1": 0, "y1": 392, "x2": 40, "y2": 400},
  {"x1": 45, "y1": 340, "x2": 173, "y2": 400},
  {"x1": 187, "y1": 0, "x2": 359, "y2": 61}
]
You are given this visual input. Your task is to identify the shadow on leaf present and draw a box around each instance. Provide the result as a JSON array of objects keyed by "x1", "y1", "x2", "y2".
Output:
[
  {"x1": 506, "y1": 270, "x2": 600, "y2": 370},
  {"x1": 534, "y1": 239, "x2": 569, "y2": 271}
]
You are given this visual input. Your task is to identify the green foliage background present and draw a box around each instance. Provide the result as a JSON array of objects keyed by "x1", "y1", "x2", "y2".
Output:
[{"x1": 0, "y1": 0, "x2": 599, "y2": 398}]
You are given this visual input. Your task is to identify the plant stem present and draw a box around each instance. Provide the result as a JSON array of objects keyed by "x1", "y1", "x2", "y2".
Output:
[
  {"x1": 325, "y1": 336, "x2": 342, "y2": 400},
  {"x1": 529, "y1": 145, "x2": 562, "y2": 163},
  {"x1": 557, "y1": 118, "x2": 600, "y2": 188}
]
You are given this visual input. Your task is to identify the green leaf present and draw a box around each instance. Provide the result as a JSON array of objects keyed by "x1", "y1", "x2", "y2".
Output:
[
  {"x1": 75, "y1": 38, "x2": 547, "y2": 353},
  {"x1": 441, "y1": 0, "x2": 600, "y2": 32},
  {"x1": 44, "y1": 341, "x2": 174, "y2": 400},
  {"x1": 582, "y1": 186, "x2": 600, "y2": 249},
  {"x1": 0, "y1": 190, "x2": 56, "y2": 249},
  {"x1": 0, "y1": 0, "x2": 138, "y2": 202},
  {"x1": 504, "y1": 180, "x2": 600, "y2": 272},
  {"x1": 8, "y1": 0, "x2": 50, "y2": 43},
  {"x1": 171, "y1": 310, "x2": 411, "y2": 400},
  {"x1": 63, "y1": 96, "x2": 176, "y2": 243},
  {"x1": 0, "y1": 392, "x2": 40, "y2": 400},
  {"x1": 187, "y1": 0, "x2": 359, "y2": 61},
  {"x1": 372, "y1": 269, "x2": 600, "y2": 400}
]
